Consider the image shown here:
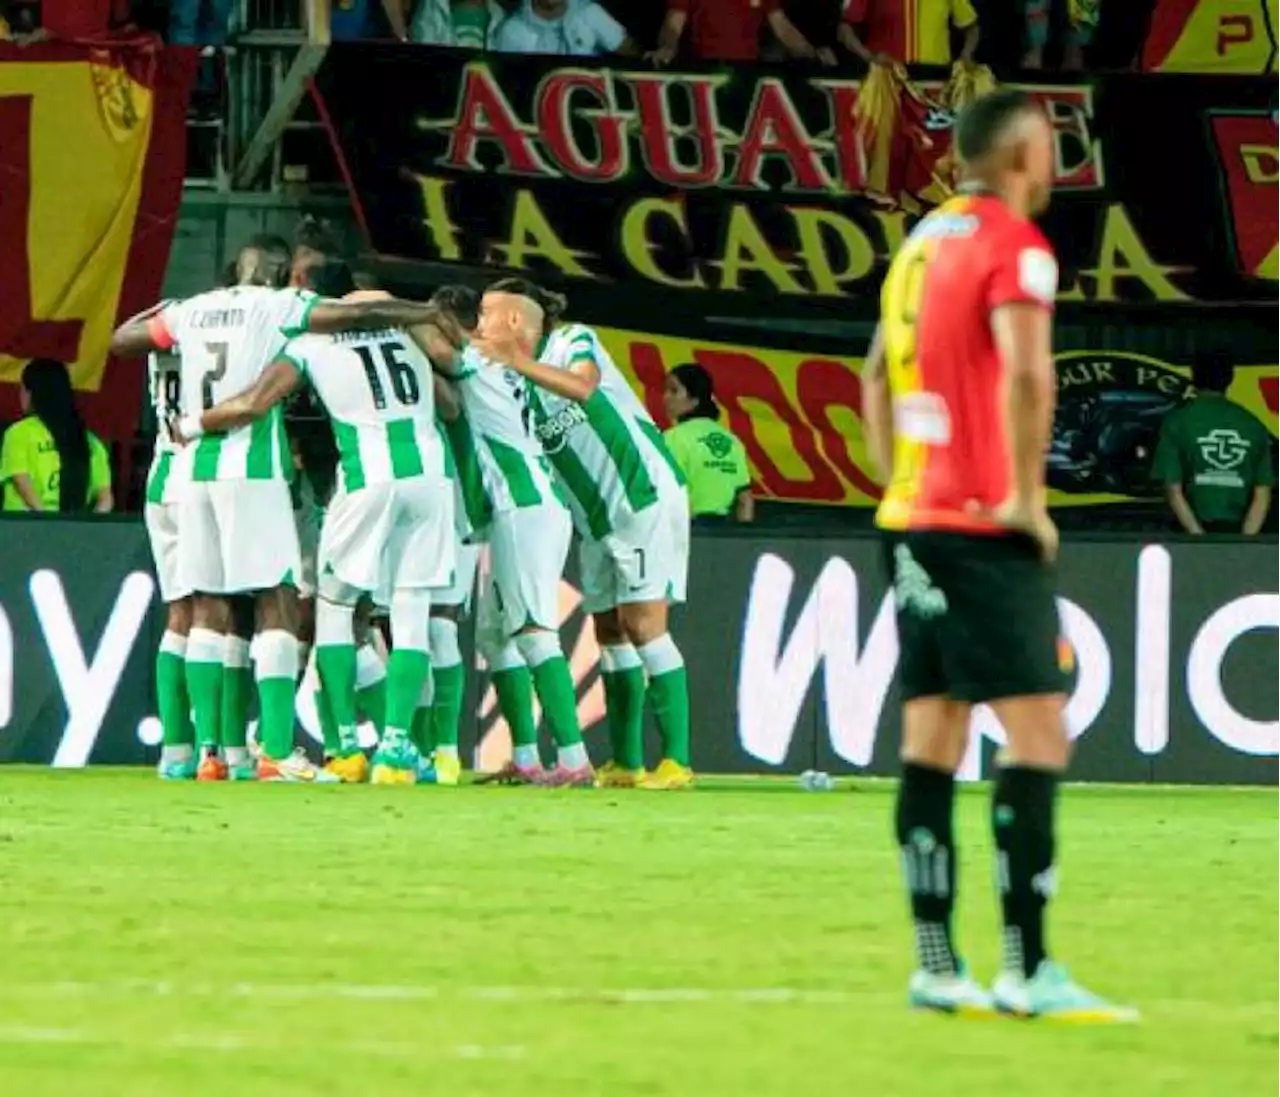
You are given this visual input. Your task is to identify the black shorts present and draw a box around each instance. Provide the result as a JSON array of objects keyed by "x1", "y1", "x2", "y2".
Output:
[{"x1": 881, "y1": 530, "x2": 1068, "y2": 704}]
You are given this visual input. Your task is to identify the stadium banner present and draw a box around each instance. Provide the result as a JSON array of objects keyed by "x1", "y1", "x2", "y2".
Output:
[
  {"x1": 0, "y1": 40, "x2": 196, "y2": 442},
  {"x1": 2, "y1": 518, "x2": 1275, "y2": 785},
  {"x1": 1141, "y1": 0, "x2": 1278, "y2": 74},
  {"x1": 598, "y1": 329, "x2": 1279, "y2": 508},
  {"x1": 315, "y1": 46, "x2": 1279, "y2": 310}
]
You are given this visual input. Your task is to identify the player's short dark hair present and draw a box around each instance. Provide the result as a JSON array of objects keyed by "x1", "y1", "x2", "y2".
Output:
[
  {"x1": 430, "y1": 284, "x2": 481, "y2": 330},
  {"x1": 238, "y1": 234, "x2": 293, "y2": 288},
  {"x1": 307, "y1": 259, "x2": 357, "y2": 299},
  {"x1": 954, "y1": 89, "x2": 1039, "y2": 165},
  {"x1": 1192, "y1": 351, "x2": 1234, "y2": 393},
  {"x1": 486, "y1": 277, "x2": 567, "y2": 327}
]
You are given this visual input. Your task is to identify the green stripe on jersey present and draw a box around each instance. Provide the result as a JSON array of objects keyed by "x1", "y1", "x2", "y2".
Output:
[
  {"x1": 484, "y1": 436, "x2": 543, "y2": 507},
  {"x1": 387, "y1": 418, "x2": 425, "y2": 479},
  {"x1": 583, "y1": 389, "x2": 657, "y2": 513},
  {"x1": 146, "y1": 450, "x2": 173, "y2": 505},
  {"x1": 542, "y1": 433, "x2": 611, "y2": 539},
  {"x1": 444, "y1": 415, "x2": 492, "y2": 530},
  {"x1": 635, "y1": 416, "x2": 686, "y2": 487},
  {"x1": 192, "y1": 435, "x2": 223, "y2": 481},
  {"x1": 246, "y1": 415, "x2": 274, "y2": 479},
  {"x1": 333, "y1": 419, "x2": 366, "y2": 492}
]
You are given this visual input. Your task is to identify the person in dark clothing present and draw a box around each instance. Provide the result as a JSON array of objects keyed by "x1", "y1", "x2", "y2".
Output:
[{"x1": 1153, "y1": 353, "x2": 1274, "y2": 535}]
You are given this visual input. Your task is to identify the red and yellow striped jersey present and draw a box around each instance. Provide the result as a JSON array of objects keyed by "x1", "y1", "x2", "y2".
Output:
[{"x1": 875, "y1": 195, "x2": 1058, "y2": 534}]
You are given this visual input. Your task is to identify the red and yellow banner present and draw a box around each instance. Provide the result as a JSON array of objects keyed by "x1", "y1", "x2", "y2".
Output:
[
  {"x1": 0, "y1": 40, "x2": 194, "y2": 440},
  {"x1": 1209, "y1": 111, "x2": 1278, "y2": 281},
  {"x1": 1142, "y1": 0, "x2": 1278, "y2": 74},
  {"x1": 597, "y1": 326, "x2": 1279, "y2": 508}
]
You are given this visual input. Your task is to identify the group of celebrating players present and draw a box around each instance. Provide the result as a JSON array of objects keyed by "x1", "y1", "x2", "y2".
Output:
[
  {"x1": 106, "y1": 83, "x2": 1136, "y2": 1021},
  {"x1": 111, "y1": 246, "x2": 694, "y2": 790}
]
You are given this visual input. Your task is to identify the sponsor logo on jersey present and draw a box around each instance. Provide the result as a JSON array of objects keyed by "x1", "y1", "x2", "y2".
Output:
[
  {"x1": 533, "y1": 401, "x2": 589, "y2": 453},
  {"x1": 1198, "y1": 427, "x2": 1252, "y2": 471}
]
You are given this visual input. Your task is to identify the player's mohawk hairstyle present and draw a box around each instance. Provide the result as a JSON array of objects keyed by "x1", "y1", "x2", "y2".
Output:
[
  {"x1": 487, "y1": 277, "x2": 568, "y2": 327},
  {"x1": 954, "y1": 88, "x2": 1038, "y2": 165}
]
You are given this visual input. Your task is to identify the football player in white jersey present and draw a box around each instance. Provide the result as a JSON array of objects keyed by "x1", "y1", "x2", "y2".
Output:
[
  {"x1": 423, "y1": 284, "x2": 593, "y2": 787},
  {"x1": 111, "y1": 242, "x2": 447, "y2": 783},
  {"x1": 405, "y1": 286, "x2": 487, "y2": 787},
  {"x1": 474, "y1": 279, "x2": 694, "y2": 790},
  {"x1": 141, "y1": 341, "x2": 199, "y2": 780},
  {"x1": 188, "y1": 262, "x2": 456, "y2": 786}
]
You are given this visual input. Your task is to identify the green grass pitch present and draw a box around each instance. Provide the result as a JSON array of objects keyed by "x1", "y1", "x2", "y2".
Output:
[{"x1": 0, "y1": 770, "x2": 1274, "y2": 1096}]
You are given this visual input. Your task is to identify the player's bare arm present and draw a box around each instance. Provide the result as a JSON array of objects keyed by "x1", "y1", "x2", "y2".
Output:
[
  {"x1": 109, "y1": 301, "x2": 173, "y2": 357},
  {"x1": 476, "y1": 333, "x2": 601, "y2": 403},
  {"x1": 180, "y1": 359, "x2": 302, "y2": 440},
  {"x1": 303, "y1": 297, "x2": 443, "y2": 335},
  {"x1": 859, "y1": 325, "x2": 892, "y2": 481},
  {"x1": 433, "y1": 372, "x2": 463, "y2": 423},
  {"x1": 991, "y1": 301, "x2": 1059, "y2": 558}
]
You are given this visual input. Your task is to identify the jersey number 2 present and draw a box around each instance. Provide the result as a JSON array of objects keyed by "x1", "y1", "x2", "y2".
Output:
[
  {"x1": 355, "y1": 343, "x2": 420, "y2": 409},
  {"x1": 201, "y1": 342, "x2": 229, "y2": 410}
]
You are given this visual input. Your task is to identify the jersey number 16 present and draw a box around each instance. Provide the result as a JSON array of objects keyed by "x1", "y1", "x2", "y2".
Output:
[{"x1": 355, "y1": 342, "x2": 420, "y2": 409}]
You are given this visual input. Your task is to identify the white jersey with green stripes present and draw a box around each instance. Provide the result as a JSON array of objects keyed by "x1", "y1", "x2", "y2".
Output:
[
  {"x1": 528, "y1": 324, "x2": 685, "y2": 540},
  {"x1": 145, "y1": 350, "x2": 187, "y2": 506},
  {"x1": 452, "y1": 344, "x2": 564, "y2": 523},
  {"x1": 283, "y1": 328, "x2": 445, "y2": 493},
  {"x1": 163, "y1": 285, "x2": 316, "y2": 482}
]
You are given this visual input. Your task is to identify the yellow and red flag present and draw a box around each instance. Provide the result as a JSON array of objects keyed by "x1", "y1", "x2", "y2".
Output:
[
  {"x1": 0, "y1": 39, "x2": 195, "y2": 439},
  {"x1": 1142, "y1": 0, "x2": 1278, "y2": 74}
]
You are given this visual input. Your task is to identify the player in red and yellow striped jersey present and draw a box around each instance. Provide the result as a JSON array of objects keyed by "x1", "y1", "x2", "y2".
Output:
[{"x1": 862, "y1": 89, "x2": 1136, "y2": 1024}]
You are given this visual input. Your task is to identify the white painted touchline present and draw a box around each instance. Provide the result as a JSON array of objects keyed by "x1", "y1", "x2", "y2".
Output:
[
  {"x1": 0, "y1": 979, "x2": 1267, "y2": 1017},
  {"x1": 0, "y1": 1024, "x2": 524, "y2": 1060}
]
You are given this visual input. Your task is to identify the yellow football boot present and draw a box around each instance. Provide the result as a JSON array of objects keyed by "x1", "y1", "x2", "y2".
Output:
[{"x1": 638, "y1": 759, "x2": 694, "y2": 790}]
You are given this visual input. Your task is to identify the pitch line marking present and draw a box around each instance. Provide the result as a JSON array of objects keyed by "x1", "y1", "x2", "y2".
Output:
[{"x1": 2, "y1": 979, "x2": 1265, "y2": 1018}]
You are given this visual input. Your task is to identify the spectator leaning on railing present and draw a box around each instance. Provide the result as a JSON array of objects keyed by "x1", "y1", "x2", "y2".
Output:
[
  {"x1": 492, "y1": 0, "x2": 636, "y2": 56},
  {"x1": 1, "y1": 359, "x2": 113, "y2": 514},
  {"x1": 1153, "y1": 352, "x2": 1275, "y2": 536},
  {"x1": 649, "y1": 0, "x2": 834, "y2": 65}
]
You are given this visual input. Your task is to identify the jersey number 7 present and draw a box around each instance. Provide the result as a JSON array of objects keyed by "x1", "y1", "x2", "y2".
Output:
[{"x1": 355, "y1": 342, "x2": 421, "y2": 409}]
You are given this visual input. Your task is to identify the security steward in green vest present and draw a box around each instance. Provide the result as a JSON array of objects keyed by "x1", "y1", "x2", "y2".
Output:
[
  {"x1": 1153, "y1": 353, "x2": 1274, "y2": 534},
  {"x1": 662, "y1": 363, "x2": 754, "y2": 523}
]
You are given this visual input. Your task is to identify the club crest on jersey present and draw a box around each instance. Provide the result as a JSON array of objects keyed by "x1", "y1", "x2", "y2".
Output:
[{"x1": 534, "y1": 401, "x2": 589, "y2": 453}]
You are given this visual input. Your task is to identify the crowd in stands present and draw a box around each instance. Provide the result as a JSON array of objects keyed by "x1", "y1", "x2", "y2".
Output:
[{"x1": 0, "y1": 2, "x2": 1198, "y2": 74}]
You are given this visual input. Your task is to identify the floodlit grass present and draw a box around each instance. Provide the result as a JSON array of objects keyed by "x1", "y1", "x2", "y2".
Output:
[{"x1": 0, "y1": 769, "x2": 1274, "y2": 1095}]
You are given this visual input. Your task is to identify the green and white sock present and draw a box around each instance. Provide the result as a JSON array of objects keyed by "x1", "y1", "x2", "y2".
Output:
[
  {"x1": 184, "y1": 627, "x2": 224, "y2": 753},
  {"x1": 411, "y1": 674, "x2": 435, "y2": 757},
  {"x1": 156, "y1": 630, "x2": 194, "y2": 753},
  {"x1": 490, "y1": 642, "x2": 537, "y2": 769},
  {"x1": 355, "y1": 642, "x2": 387, "y2": 740},
  {"x1": 383, "y1": 649, "x2": 431, "y2": 752},
  {"x1": 221, "y1": 635, "x2": 252, "y2": 751},
  {"x1": 637, "y1": 634, "x2": 690, "y2": 767},
  {"x1": 517, "y1": 630, "x2": 585, "y2": 770},
  {"x1": 600, "y1": 642, "x2": 645, "y2": 770},
  {"x1": 429, "y1": 617, "x2": 465, "y2": 754},
  {"x1": 255, "y1": 630, "x2": 299, "y2": 761}
]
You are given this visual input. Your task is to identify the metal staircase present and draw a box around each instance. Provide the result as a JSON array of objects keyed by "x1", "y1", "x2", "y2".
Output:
[{"x1": 185, "y1": 0, "x2": 336, "y2": 194}]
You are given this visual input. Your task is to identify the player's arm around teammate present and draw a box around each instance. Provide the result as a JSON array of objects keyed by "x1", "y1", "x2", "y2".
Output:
[{"x1": 474, "y1": 285, "x2": 693, "y2": 791}]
